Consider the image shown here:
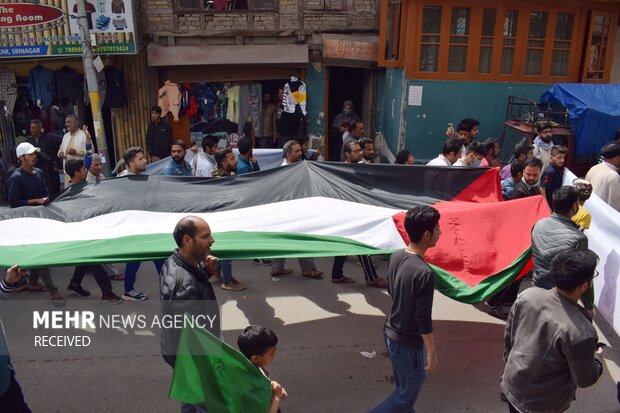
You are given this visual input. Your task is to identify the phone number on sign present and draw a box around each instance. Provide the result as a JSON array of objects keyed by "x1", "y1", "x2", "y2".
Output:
[{"x1": 55, "y1": 45, "x2": 132, "y2": 54}]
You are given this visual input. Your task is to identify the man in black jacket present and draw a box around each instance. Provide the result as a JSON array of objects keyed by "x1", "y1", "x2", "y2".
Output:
[
  {"x1": 509, "y1": 157, "x2": 543, "y2": 200},
  {"x1": 146, "y1": 105, "x2": 172, "y2": 162},
  {"x1": 160, "y1": 216, "x2": 220, "y2": 413},
  {"x1": 25, "y1": 119, "x2": 60, "y2": 198}
]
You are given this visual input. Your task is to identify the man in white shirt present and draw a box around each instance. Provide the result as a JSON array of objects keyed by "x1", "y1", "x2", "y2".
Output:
[
  {"x1": 453, "y1": 141, "x2": 486, "y2": 167},
  {"x1": 118, "y1": 147, "x2": 147, "y2": 176},
  {"x1": 58, "y1": 115, "x2": 87, "y2": 186},
  {"x1": 585, "y1": 141, "x2": 620, "y2": 212},
  {"x1": 427, "y1": 139, "x2": 462, "y2": 166},
  {"x1": 275, "y1": 139, "x2": 323, "y2": 278},
  {"x1": 192, "y1": 135, "x2": 219, "y2": 178},
  {"x1": 281, "y1": 140, "x2": 303, "y2": 166}
]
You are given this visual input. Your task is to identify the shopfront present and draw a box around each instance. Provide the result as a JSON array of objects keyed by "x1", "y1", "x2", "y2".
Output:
[{"x1": 146, "y1": 44, "x2": 309, "y2": 153}]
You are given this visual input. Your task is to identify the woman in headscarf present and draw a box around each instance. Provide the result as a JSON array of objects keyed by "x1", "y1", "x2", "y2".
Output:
[
  {"x1": 329, "y1": 100, "x2": 360, "y2": 161},
  {"x1": 332, "y1": 100, "x2": 359, "y2": 130}
]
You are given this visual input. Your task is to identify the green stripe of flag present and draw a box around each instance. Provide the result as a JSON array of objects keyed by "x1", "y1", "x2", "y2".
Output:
[
  {"x1": 430, "y1": 248, "x2": 532, "y2": 304},
  {"x1": 0, "y1": 231, "x2": 395, "y2": 269}
]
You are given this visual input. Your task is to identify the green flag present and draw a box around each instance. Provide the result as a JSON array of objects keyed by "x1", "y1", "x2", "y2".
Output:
[{"x1": 169, "y1": 326, "x2": 272, "y2": 413}]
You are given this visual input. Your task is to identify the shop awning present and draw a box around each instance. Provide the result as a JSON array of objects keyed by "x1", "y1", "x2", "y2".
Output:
[{"x1": 147, "y1": 44, "x2": 309, "y2": 67}]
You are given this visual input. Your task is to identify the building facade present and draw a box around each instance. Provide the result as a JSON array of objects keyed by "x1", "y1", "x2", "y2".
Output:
[{"x1": 375, "y1": 0, "x2": 620, "y2": 162}]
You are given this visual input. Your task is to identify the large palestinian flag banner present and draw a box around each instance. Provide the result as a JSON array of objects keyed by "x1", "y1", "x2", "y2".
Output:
[{"x1": 0, "y1": 162, "x2": 550, "y2": 303}]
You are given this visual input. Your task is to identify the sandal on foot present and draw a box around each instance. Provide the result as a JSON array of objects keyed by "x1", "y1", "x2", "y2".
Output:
[
  {"x1": 110, "y1": 274, "x2": 125, "y2": 281},
  {"x1": 302, "y1": 270, "x2": 324, "y2": 279}
]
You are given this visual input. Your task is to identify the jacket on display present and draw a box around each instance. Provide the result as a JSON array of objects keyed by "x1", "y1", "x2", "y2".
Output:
[
  {"x1": 29, "y1": 66, "x2": 56, "y2": 110},
  {"x1": 103, "y1": 66, "x2": 128, "y2": 108},
  {"x1": 54, "y1": 66, "x2": 83, "y2": 104},
  {"x1": 0, "y1": 67, "x2": 17, "y2": 115},
  {"x1": 158, "y1": 80, "x2": 182, "y2": 121}
]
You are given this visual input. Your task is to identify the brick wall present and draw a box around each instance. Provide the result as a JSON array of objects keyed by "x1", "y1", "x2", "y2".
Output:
[{"x1": 141, "y1": 0, "x2": 378, "y2": 36}]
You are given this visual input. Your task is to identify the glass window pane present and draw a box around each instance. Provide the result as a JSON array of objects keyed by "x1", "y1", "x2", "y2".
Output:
[
  {"x1": 555, "y1": 13, "x2": 574, "y2": 41},
  {"x1": 525, "y1": 49, "x2": 544, "y2": 75},
  {"x1": 448, "y1": 46, "x2": 467, "y2": 72},
  {"x1": 450, "y1": 36, "x2": 468, "y2": 44},
  {"x1": 421, "y1": 35, "x2": 440, "y2": 43},
  {"x1": 420, "y1": 45, "x2": 440, "y2": 72},
  {"x1": 479, "y1": 47, "x2": 493, "y2": 73},
  {"x1": 500, "y1": 48, "x2": 515, "y2": 74},
  {"x1": 422, "y1": 6, "x2": 442, "y2": 34},
  {"x1": 482, "y1": 9, "x2": 496, "y2": 36},
  {"x1": 529, "y1": 12, "x2": 548, "y2": 38},
  {"x1": 450, "y1": 7, "x2": 470, "y2": 35},
  {"x1": 503, "y1": 10, "x2": 518, "y2": 37},
  {"x1": 551, "y1": 50, "x2": 570, "y2": 76},
  {"x1": 481, "y1": 38, "x2": 494, "y2": 46},
  {"x1": 554, "y1": 41, "x2": 571, "y2": 49}
]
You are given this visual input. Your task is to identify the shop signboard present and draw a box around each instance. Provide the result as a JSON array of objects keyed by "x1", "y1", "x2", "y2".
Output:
[{"x1": 0, "y1": 0, "x2": 136, "y2": 58}]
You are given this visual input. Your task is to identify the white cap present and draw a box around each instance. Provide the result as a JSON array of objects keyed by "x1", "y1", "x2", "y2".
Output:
[{"x1": 16, "y1": 142, "x2": 40, "y2": 158}]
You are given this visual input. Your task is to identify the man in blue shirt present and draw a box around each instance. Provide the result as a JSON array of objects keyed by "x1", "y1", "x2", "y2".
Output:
[
  {"x1": 236, "y1": 138, "x2": 260, "y2": 174},
  {"x1": 162, "y1": 140, "x2": 192, "y2": 176},
  {"x1": 7, "y1": 142, "x2": 63, "y2": 305}
]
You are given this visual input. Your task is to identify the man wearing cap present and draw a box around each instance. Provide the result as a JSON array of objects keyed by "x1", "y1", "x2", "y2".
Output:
[{"x1": 7, "y1": 142, "x2": 63, "y2": 305}]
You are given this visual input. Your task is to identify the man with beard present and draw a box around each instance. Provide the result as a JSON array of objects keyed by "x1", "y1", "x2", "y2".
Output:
[
  {"x1": 118, "y1": 147, "x2": 158, "y2": 301},
  {"x1": 509, "y1": 157, "x2": 543, "y2": 200},
  {"x1": 163, "y1": 140, "x2": 192, "y2": 176},
  {"x1": 160, "y1": 216, "x2": 220, "y2": 413},
  {"x1": 359, "y1": 138, "x2": 375, "y2": 164},
  {"x1": 274, "y1": 140, "x2": 323, "y2": 278},
  {"x1": 25, "y1": 119, "x2": 60, "y2": 198},
  {"x1": 533, "y1": 122, "x2": 554, "y2": 170},
  {"x1": 280, "y1": 140, "x2": 303, "y2": 166},
  {"x1": 331, "y1": 141, "x2": 387, "y2": 288},
  {"x1": 118, "y1": 146, "x2": 147, "y2": 177}
]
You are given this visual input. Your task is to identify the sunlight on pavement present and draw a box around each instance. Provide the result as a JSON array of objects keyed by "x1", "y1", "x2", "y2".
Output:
[
  {"x1": 266, "y1": 296, "x2": 342, "y2": 325},
  {"x1": 337, "y1": 293, "x2": 386, "y2": 316},
  {"x1": 221, "y1": 300, "x2": 251, "y2": 331}
]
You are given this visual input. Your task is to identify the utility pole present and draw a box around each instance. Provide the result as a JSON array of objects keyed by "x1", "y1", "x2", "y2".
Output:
[{"x1": 76, "y1": 0, "x2": 111, "y2": 176}]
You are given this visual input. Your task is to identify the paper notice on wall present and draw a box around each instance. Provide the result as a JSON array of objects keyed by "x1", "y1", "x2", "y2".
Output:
[{"x1": 408, "y1": 86, "x2": 423, "y2": 106}]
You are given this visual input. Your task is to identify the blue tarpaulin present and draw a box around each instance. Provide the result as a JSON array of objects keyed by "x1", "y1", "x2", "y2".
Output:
[{"x1": 540, "y1": 84, "x2": 620, "y2": 156}]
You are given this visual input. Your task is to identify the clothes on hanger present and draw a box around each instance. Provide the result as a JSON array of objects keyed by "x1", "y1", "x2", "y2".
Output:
[
  {"x1": 282, "y1": 76, "x2": 307, "y2": 116},
  {"x1": 28, "y1": 66, "x2": 56, "y2": 110},
  {"x1": 0, "y1": 67, "x2": 17, "y2": 115},
  {"x1": 103, "y1": 66, "x2": 128, "y2": 108},
  {"x1": 158, "y1": 80, "x2": 182, "y2": 121},
  {"x1": 226, "y1": 85, "x2": 240, "y2": 124},
  {"x1": 54, "y1": 66, "x2": 83, "y2": 104},
  {"x1": 179, "y1": 84, "x2": 197, "y2": 118}
]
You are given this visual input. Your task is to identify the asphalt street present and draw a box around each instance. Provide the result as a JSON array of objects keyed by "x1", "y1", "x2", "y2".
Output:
[{"x1": 9, "y1": 257, "x2": 620, "y2": 413}]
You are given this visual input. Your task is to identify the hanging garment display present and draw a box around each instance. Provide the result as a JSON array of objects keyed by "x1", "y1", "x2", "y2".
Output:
[
  {"x1": 103, "y1": 66, "x2": 128, "y2": 108},
  {"x1": 237, "y1": 83, "x2": 262, "y2": 136},
  {"x1": 179, "y1": 84, "x2": 197, "y2": 118},
  {"x1": 158, "y1": 80, "x2": 181, "y2": 121},
  {"x1": 0, "y1": 67, "x2": 17, "y2": 115},
  {"x1": 282, "y1": 76, "x2": 307, "y2": 115},
  {"x1": 226, "y1": 85, "x2": 240, "y2": 123},
  {"x1": 28, "y1": 66, "x2": 56, "y2": 110},
  {"x1": 54, "y1": 66, "x2": 83, "y2": 104}
]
